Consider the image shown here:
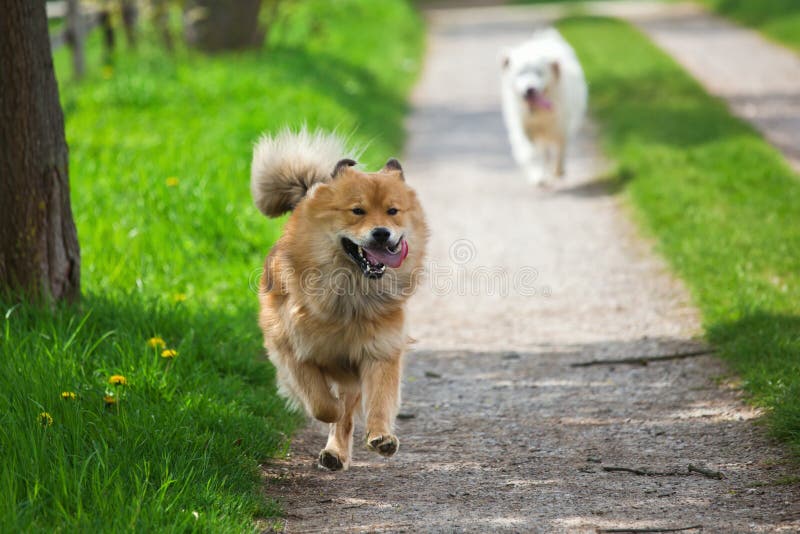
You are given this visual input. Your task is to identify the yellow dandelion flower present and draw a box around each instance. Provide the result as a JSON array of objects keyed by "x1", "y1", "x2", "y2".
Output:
[
  {"x1": 101, "y1": 66, "x2": 114, "y2": 79},
  {"x1": 38, "y1": 412, "x2": 53, "y2": 427},
  {"x1": 166, "y1": 177, "x2": 180, "y2": 187},
  {"x1": 103, "y1": 395, "x2": 117, "y2": 406},
  {"x1": 161, "y1": 349, "x2": 178, "y2": 359},
  {"x1": 61, "y1": 391, "x2": 77, "y2": 400},
  {"x1": 172, "y1": 293, "x2": 187, "y2": 302},
  {"x1": 108, "y1": 375, "x2": 127, "y2": 386},
  {"x1": 147, "y1": 336, "x2": 166, "y2": 349}
]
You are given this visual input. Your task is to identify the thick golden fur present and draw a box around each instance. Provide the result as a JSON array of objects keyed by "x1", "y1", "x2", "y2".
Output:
[{"x1": 251, "y1": 128, "x2": 428, "y2": 471}]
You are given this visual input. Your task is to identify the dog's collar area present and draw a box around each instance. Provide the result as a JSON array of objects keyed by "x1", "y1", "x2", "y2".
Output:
[{"x1": 341, "y1": 237, "x2": 386, "y2": 279}]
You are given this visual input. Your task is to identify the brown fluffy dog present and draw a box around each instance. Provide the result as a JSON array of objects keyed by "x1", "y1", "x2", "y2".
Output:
[{"x1": 250, "y1": 128, "x2": 428, "y2": 471}]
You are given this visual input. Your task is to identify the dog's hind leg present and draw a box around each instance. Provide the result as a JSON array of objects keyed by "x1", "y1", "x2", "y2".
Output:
[
  {"x1": 555, "y1": 139, "x2": 566, "y2": 178},
  {"x1": 524, "y1": 145, "x2": 551, "y2": 185},
  {"x1": 362, "y1": 356, "x2": 402, "y2": 457},
  {"x1": 543, "y1": 145, "x2": 555, "y2": 181},
  {"x1": 318, "y1": 391, "x2": 361, "y2": 471}
]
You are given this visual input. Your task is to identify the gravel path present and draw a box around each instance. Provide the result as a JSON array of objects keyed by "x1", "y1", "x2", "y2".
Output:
[{"x1": 263, "y1": 5, "x2": 800, "y2": 532}]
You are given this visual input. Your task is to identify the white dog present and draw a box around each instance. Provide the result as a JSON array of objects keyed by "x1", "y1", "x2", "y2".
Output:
[{"x1": 501, "y1": 28, "x2": 587, "y2": 184}]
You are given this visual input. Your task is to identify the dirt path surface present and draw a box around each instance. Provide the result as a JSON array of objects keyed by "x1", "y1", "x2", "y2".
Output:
[
  {"x1": 263, "y1": 5, "x2": 800, "y2": 532},
  {"x1": 587, "y1": 1, "x2": 800, "y2": 172}
]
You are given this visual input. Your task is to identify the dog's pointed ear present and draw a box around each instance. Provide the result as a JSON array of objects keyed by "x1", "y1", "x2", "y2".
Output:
[
  {"x1": 382, "y1": 158, "x2": 405, "y2": 181},
  {"x1": 500, "y1": 49, "x2": 511, "y2": 70},
  {"x1": 551, "y1": 61, "x2": 560, "y2": 80},
  {"x1": 332, "y1": 158, "x2": 357, "y2": 178}
]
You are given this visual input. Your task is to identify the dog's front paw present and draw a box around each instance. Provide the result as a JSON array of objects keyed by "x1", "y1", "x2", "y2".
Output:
[
  {"x1": 318, "y1": 449, "x2": 347, "y2": 471},
  {"x1": 366, "y1": 433, "x2": 399, "y2": 457}
]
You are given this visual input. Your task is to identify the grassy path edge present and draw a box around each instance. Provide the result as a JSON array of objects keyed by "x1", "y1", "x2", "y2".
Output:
[{"x1": 559, "y1": 16, "x2": 800, "y2": 456}]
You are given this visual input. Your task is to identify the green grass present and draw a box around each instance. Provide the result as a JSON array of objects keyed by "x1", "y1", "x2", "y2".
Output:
[
  {"x1": 0, "y1": 1, "x2": 423, "y2": 531},
  {"x1": 697, "y1": 0, "x2": 800, "y2": 53},
  {"x1": 559, "y1": 17, "x2": 800, "y2": 454}
]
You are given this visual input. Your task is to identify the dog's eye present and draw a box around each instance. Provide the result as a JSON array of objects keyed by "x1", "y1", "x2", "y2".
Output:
[
  {"x1": 352, "y1": 207, "x2": 366, "y2": 215},
  {"x1": 387, "y1": 208, "x2": 398, "y2": 216}
]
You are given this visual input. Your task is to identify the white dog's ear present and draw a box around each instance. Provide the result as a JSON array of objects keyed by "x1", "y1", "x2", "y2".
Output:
[
  {"x1": 500, "y1": 49, "x2": 511, "y2": 70},
  {"x1": 551, "y1": 61, "x2": 560, "y2": 80}
]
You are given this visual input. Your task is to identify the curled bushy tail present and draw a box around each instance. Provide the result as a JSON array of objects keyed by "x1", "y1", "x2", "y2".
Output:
[{"x1": 250, "y1": 127, "x2": 359, "y2": 217}]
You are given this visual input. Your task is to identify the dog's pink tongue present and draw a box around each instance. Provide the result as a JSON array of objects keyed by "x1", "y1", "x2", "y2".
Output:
[
  {"x1": 364, "y1": 239, "x2": 409, "y2": 269},
  {"x1": 526, "y1": 94, "x2": 552, "y2": 111}
]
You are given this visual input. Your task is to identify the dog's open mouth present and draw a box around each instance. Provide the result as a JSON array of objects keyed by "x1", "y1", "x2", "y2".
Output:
[
  {"x1": 341, "y1": 237, "x2": 409, "y2": 279},
  {"x1": 525, "y1": 92, "x2": 552, "y2": 112}
]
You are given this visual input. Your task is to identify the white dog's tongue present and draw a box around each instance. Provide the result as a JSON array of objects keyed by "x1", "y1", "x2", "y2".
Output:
[
  {"x1": 364, "y1": 239, "x2": 409, "y2": 269},
  {"x1": 526, "y1": 94, "x2": 552, "y2": 111}
]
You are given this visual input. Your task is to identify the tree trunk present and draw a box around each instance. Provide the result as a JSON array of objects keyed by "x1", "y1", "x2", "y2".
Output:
[
  {"x1": 183, "y1": 0, "x2": 265, "y2": 53},
  {"x1": 120, "y1": 0, "x2": 138, "y2": 49},
  {"x1": 98, "y1": 8, "x2": 116, "y2": 64},
  {"x1": 0, "y1": 0, "x2": 81, "y2": 303},
  {"x1": 151, "y1": 0, "x2": 174, "y2": 53},
  {"x1": 65, "y1": 0, "x2": 86, "y2": 79}
]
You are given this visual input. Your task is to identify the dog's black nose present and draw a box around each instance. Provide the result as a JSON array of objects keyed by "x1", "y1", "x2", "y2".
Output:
[
  {"x1": 525, "y1": 87, "x2": 538, "y2": 98},
  {"x1": 371, "y1": 227, "x2": 391, "y2": 244}
]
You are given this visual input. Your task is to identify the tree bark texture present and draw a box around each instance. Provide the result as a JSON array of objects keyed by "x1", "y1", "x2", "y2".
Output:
[{"x1": 0, "y1": 0, "x2": 81, "y2": 303}]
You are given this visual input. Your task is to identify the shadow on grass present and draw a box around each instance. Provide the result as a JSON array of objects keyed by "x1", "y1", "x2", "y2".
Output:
[
  {"x1": 703, "y1": 0, "x2": 800, "y2": 52},
  {"x1": 589, "y1": 76, "x2": 753, "y2": 150},
  {"x1": 0, "y1": 294, "x2": 301, "y2": 530},
  {"x1": 707, "y1": 311, "x2": 800, "y2": 452},
  {"x1": 562, "y1": 16, "x2": 758, "y2": 149},
  {"x1": 710, "y1": 0, "x2": 800, "y2": 25},
  {"x1": 266, "y1": 46, "x2": 409, "y2": 156},
  {"x1": 556, "y1": 167, "x2": 636, "y2": 198},
  {"x1": 560, "y1": 15, "x2": 800, "y2": 459},
  {"x1": 69, "y1": 44, "x2": 409, "y2": 163}
]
